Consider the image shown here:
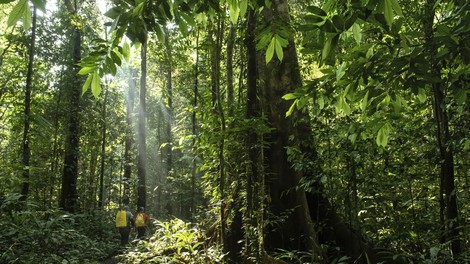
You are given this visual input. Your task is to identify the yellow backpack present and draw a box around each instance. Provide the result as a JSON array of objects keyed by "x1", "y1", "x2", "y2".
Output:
[
  {"x1": 135, "y1": 213, "x2": 145, "y2": 227},
  {"x1": 116, "y1": 210, "x2": 127, "y2": 227}
]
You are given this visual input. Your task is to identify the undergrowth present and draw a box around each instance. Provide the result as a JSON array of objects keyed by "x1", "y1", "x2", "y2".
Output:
[
  {"x1": 0, "y1": 193, "x2": 118, "y2": 263},
  {"x1": 117, "y1": 218, "x2": 224, "y2": 263}
]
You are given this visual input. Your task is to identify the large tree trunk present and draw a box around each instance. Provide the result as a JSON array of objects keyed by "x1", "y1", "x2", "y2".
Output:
[
  {"x1": 424, "y1": 0, "x2": 461, "y2": 256},
  {"x1": 60, "y1": 0, "x2": 82, "y2": 212},
  {"x1": 137, "y1": 39, "x2": 147, "y2": 210},
  {"x1": 21, "y1": 6, "x2": 37, "y2": 201},
  {"x1": 258, "y1": 1, "x2": 377, "y2": 262},
  {"x1": 258, "y1": 0, "x2": 319, "y2": 254}
]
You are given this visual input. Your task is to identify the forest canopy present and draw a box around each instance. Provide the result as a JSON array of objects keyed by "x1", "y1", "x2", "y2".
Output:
[{"x1": 0, "y1": 0, "x2": 469, "y2": 263}]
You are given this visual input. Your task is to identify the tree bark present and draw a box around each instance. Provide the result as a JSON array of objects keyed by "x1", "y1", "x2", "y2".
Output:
[
  {"x1": 163, "y1": 26, "x2": 173, "y2": 195},
  {"x1": 258, "y1": 0, "x2": 319, "y2": 254},
  {"x1": 424, "y1": 0, "x2": 461, "y2": 255},
  {"x1": 226, "y1": 23, "x2": 236, "y2": 118},
  {"x1": 60, "y1": 0, "x2": 81, "y2": 212},
  {"x1": 190, "y1": 29, "x2": 200, "y2": 220},
  {"x1": 98, "y1": 85, "x2": 108, "y2": 208},
  {"x1": 21, "y1": 6, "x2": 37, "y2": 201},
  {"x1": 137, "y1": 39, "x2": 147, "y2": 210}
]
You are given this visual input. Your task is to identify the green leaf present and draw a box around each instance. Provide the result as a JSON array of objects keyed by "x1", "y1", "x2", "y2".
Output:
[
  {"x1": 389, "y1": 0, "x2": 403, "y2": 16},
  {"x1": 336, "y1": 62, "x2": 346, "y2": 82},
  {"x1": 352, "y1": 23, "x2": 362, "y2": 44},
  {"x1": 122, "y1": 42, "x2": 130, "y2": 61},
  {"x1": 30, "y1": 0, "x2": 46, "y2": 12},
  {"x1": 464, "y1": 139, "x2": 470, "y2": 151},
  {"x1": 384, "y1": 0, "x2": 393, "y2": 28},
  {"x1": 417, "y1": 88, "x2": 427, "y2": 103},
  {"x1": 317, "y1": 95, "x2": 325, "y2": 110},
  {"x1": 239, "y1": 0, "x2": 248, "y2": 18},
  {"x1": 7, "y1": 0, "x2": 27, "y2": 28},
  {"x1": 111, "y1": 50, "x2": 122, "y2": 66},
  {"x1": 336, "y1": 96, "x2": 351, "y2": 115},
  {"x1": 275, "y1": 35, "x2": 284, "y2": 61},
  {"x1": 286, "y1": 100, "x2": 298, "y2": 117},
  {"x1": 78, "y1": 66, "x2": 97, "y2": 75},
  {"x1": 361, "y1": 91, "x2": 369, "y2": 112},
  {"x1": 376, "y1": 123, "x2": 391, "y2": 147},
  {"x1": 22, "y1": 2, "x2": 32, "y2": 31},
  {"x1": 266, "y1": 36, "x2": 275, "y2": 64},
  {"x1": 105, "y1": 7, "x2": 121, "y2": 19},
  {"x1": 82, "y1": 74, "x2": 93, "y2": 95},
  {"x1": 282, "y1": 93, "x2": 298, "y2": 100},
  {"x1": 0, "y1": 0, "x2": 16, "y2": 3},
  {"x1": 91, "y1": 71, "x2": 101, "y2": 98},
  {"x1": 321, "y1": 35, "x2": 333, "y2": 62},
  {"x1": 307, "y1": 6, "x2": 327, "y2": 17},
  {"x1": 132, "y1": 2, "x2": 145, "y2": 17},
  {"x1": 229, "y1": 0, "x2": 239, "y2": 24}
]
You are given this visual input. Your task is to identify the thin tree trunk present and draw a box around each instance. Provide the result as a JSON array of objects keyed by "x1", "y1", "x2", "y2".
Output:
[
  {"x1": 164, "y1": 26, "x2": 173, "y2": 190},
  {"x1": 60, "y1": 0, "x2": 81, "y2": 212},
  {"x1": 21, "y1": 6, "x2": 37, "y2": 201},
  {"x1": 190, "y1": 29, "x2": 200, "y2": 221},
  {"x1": 98, "y1": 85, "x2": 108, "y2": 208},
  {"x1": 424, "y1": 0, "x2": 461, "y2": 255},
  {"x1": 210, "y1": 14, "x2": 227, "y2": 252},
  {"x1": 226, "y1": 23, "x2": 235, "y2": 118},
  {"x1": 137, "y1": 39, "x2": 147, "y2": 210}
]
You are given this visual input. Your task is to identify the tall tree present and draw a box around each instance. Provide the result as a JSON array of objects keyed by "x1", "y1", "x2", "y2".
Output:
[
  {"x1": 163, "y1": 25, "x2": 173, "y2": 193},
  {"x1": 60, "y1": 0, "x2": 82, "y2": 212},
  {"x1": 98, "y1": 84, "x2": 108, "y2": 208},
  {"x1": 424, "y1": 0, "x2": 461, "y2": 255},
  {"x1": 137, "y1": 38, "x2": 148, "y2": 210},
  {"x1": 258, "y1": 0, "x2": 319, "y2": 253},
  {"x1": 20, "y1": 5, "x2": 37, "y2": 201}
]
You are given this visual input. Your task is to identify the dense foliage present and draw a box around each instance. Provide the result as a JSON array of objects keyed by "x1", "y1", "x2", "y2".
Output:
[{"x1": 0, "y1": 0, "x2": 469, "y2": 263}]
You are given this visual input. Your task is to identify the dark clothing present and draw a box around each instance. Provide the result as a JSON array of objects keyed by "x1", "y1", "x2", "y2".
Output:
[
  {"x1": 118, "y1": 226, "x2": 131, "y2": 246},
  {"x1": 136, "y1": 226, "x2": 146, "y2": 239}
]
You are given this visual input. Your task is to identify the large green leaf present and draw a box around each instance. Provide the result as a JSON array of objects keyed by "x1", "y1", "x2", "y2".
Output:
[
  {"x1": 307, "y1": 6, "x2": 327, "y2": 17},
  {"x1": 122, "y1": 42, "x2": 131, "y2": 61},
  {"x1": 82, "y1": 74, "x2": 93, "y2": 95},
  {"x1": 7, "y1": 0, "x2": 27, "y2": 28},
  {"x1": 91, "y1": 71, "x2": 101, "y2": 98},
  {"x1": 22, "y1": 2, "x2": 32, "y2": 31},
  {"x1": 389, "y1": 0, "x2": 403, "y2": 16},
  {"x1": 266, "y1": 36, "x2": 275, "y2": 64},
  {"x1": 376, "y1": 123, "x2": 391, "y2": 147},
  {"x1": 228, "y1": 0, "x2": 239, "y2": 24},
  {"x1": 78, "y1": 66, "x2": 97, "y2": 75},
  {"x1": 384, "y1": 0, "x2": 393, "y2": 28},
  {"x1": 274, "y1": 35, "x2": 284, "y2": 62}
]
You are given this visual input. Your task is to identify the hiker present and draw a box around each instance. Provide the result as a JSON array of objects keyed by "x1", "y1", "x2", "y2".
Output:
[
  {"x1": 134, "y1": 206, "x2": 150, "y2": 239},
  {"x1": 116, "y1": 205, "x2": 133, "y2": 246}
]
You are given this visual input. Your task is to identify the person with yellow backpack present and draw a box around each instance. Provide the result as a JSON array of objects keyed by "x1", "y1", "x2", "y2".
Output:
[
  {"x1": 115, "y1": 205, "x2": 133, "y2": 246},
  {"x1": 134, "y1": 207, "x2": 150, "y2": 239}
]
